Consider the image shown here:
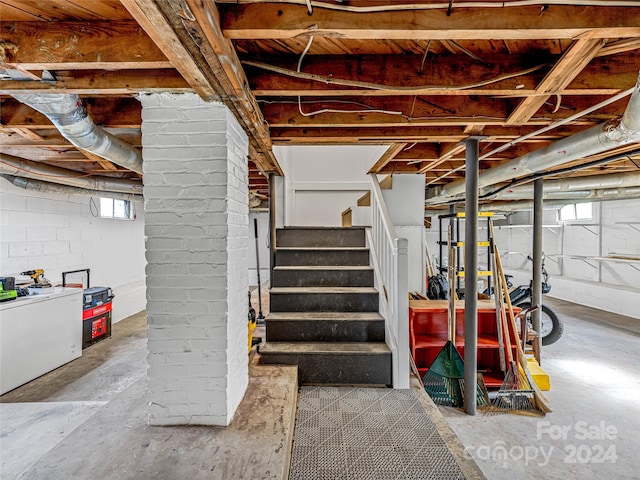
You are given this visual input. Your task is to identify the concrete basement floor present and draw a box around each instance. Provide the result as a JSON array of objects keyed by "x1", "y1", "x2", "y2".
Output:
[
  {"x1": 1, "y1": 290, "x2": 638, "y2": 480},
  {"x1": 0, "y1": 310, "x2": 298, "y2": 480},
  {"x1": 440, "y1": 296, "x2": 640, "y2": 480}
]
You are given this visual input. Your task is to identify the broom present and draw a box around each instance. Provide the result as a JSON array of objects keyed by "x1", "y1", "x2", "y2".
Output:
[{"x1": 492, "y1": 245, "x2": 552, "y2": 414}]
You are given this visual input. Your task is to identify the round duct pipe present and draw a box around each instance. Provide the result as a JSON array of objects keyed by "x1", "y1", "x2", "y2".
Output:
[
  {"x1": 427, "y1": 73, "x2": 640, "y2": 204},
  {"x1": 0, "y1": 153, "x2": 143, "y2": 195},
  {"x1": 1, "y1": 174, "x2": 142, "y2": 201},
  {"x1": 485, "y1": 170, "x2": 640, "y2": 200},
  {"x1": 11, "y1": 93, "x2": 143, "y2": 175}
]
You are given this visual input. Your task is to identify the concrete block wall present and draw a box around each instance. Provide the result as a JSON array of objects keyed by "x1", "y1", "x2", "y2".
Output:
[
  {"x1": 0, "y1": 180, "x2": 146, "y2": 322},
  {"x1": 141, "y1": 93, "x2": 249, "y2": 426},
  {"x1": 424, "y1": 200, "x2": 640, "y2": 318},
  {"x1": 496, "y1": 202, "x2": 640, "y2": 319}
]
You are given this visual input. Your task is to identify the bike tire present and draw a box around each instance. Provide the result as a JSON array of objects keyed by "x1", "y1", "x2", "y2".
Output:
[{"x1": 516, "y1": 302, "x2": 564, "y2": 346}]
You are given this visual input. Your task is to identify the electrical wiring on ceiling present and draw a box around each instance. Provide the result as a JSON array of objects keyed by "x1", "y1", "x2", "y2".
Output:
[
  {"x1": 295, "y1": 35, "x2": 406, "y2": 117},
  {"x1": 242, "y1": 60, "x2": 548, "y2": 93},
  {"x1": 217, "y1": 0, "x2": 640, "y2": 13}
]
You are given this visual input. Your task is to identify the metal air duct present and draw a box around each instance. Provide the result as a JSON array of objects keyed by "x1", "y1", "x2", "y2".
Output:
[
  {"x1": 1, "y1": 174, "x2": 142, "y2": 201},
  {"x1": 427, "y1": 73, "x2": 640, "y2": 204},
  {"x1": 485, "y1": 170, "x2": 640, "y2": 200},
  {"x1": 11, "y1": 93, "x2": 143, "y2": 174},
  {"x1": 0, "y1": 153, "x2": 143, "y2": 195}
]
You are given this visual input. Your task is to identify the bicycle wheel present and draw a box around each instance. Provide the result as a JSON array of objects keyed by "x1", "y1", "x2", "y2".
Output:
[{"x1": 518, "y1": 302, "x2": 564, "y2": 346}]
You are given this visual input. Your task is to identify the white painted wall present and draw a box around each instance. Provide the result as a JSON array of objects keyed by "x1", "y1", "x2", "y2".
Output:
[
  {"x1": 425, "y1": 200, "x2": 640, "y2": 319},
  {"x1": 0, "y1": 179, "x2": 146, "y2": 323},
  {"x1": 273, "y1": 145, "x2": 387, "y2": 226}
]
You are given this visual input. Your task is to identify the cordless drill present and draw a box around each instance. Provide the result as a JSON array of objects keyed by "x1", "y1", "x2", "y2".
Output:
[{"x1": 21, "y1": 269, "x2": 51, "y2": 287}]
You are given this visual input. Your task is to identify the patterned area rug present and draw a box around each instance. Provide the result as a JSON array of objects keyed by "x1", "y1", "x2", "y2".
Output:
[{"x1": 289, "y1": 386, "x2": 466, "y2": 480}]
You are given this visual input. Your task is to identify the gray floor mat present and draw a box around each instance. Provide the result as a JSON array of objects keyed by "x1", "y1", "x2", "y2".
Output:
[{"x1": 289, "y1": 386, "x2": 466, "y2": 480}]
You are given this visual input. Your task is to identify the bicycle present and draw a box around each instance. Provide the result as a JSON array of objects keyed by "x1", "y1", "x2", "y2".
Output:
[{"x1": 504, "y1": 254, "x2": 564, "y2": 346}]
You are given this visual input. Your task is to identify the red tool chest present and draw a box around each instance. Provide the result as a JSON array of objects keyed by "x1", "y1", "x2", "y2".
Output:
[{"x1": 82, "y1": 287, "x2": 113, "y2": 349}]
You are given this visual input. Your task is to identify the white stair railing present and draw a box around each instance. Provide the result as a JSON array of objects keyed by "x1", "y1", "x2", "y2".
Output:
[{"x1": 366, "y1": 174, "x2": 409, "y2": 389}]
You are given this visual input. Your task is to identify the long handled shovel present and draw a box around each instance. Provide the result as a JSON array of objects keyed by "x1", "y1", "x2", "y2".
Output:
[{"x1": 254, "y1": 218, "x2": 265, "y2": 322}]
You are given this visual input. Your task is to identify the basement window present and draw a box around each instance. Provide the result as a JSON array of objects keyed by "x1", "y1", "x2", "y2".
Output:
[
  {"x1": 100, "y1": 197, "x2": 133, "y2": 220},
  {"x1": 559, "y1": 202, "x2": 593, "y2": 221}
]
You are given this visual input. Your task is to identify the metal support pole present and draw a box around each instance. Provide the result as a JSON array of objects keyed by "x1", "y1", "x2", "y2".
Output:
[
  {"x1": 532, "y1": 178, "x2": 543, "y2": 364},
  {"x1": 464, "y1": 137, "x2": 480, "y2": 415}
]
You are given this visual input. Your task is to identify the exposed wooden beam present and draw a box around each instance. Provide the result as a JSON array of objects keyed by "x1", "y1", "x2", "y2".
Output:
[
  {"x1": 0, "y1": 70, "x2": 191, "y2": 95},
  {"x1": 418, "y1": 142, "x2": 466, "y2": 174},
  {"x1": 0, "y1": 0, "x2": 133, "y2": 21},
  {"x1": 121, "y1": 0, "x2": 281, "y2": 173},
  {"x1": 0, "y1": 20, "x2": 172, "y2": 70},
  {"x1": 368, "y1": 143, "x2": 407, "y2": 173},
  {"x1": 1, "y1": 98, "x2": 142, "y2": 129},
  {"x1": 0, "y1": 131, "x2": 141, "y2": 147},
  {"x1": 0, "y1": 146, "x2": 88, "y2": 162},
  {"x1": 596, "y1": 38, "x2": 640, "y2": 57},
  {"x1": 376, "y1": 161, "x2": 425, "y2": 174},
  {"x1": 260, "y1": 96, "x2": 521, "y2": 128},
  {"x1": 262, "y1": 92, "x2": 621, "y2": 129},
  {"x1": 245, "y1": 53, "x2": 639, "y2": 98},
  {"x1": 220, "y1": 4, "x2": 640, "y2": 40},
  {"x1": 269, "y1": 124, "x2": 589, "y2": 144},
  {"x1": 507, "y1": 38, "x2": 605, "y2": 125},
  {"x1": 183, "y1": 0, "x2": 281, "y2": 173},
  {"x1": 394, "y1": 143, "x2": 441, "y2": 161},
  {"x1": 75, "y1": 149, "x2": 118, "y2": 171},
  {"x1": 119, "y1": 0, "x2": 218, "y2": 99},
  {"x1": 7, "y1": 127, "x2": 43, "y2": 140},
  {"x1": 245, "y1": 55, "x2": 547, "y2": 97}
]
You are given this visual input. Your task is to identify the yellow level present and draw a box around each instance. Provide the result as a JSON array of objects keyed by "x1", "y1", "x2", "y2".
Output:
[
  {"x1": 455, "y1": 212, "x2": 494, "y2": 218},
  {"x1": 455, "y1": 241, "x2": 491, "y2": 247},
  {"x1": 457, "y1": 270, "x2": 493, "y2": 277}
]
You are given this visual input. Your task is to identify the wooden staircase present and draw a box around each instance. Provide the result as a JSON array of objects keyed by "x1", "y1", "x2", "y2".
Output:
[{"x1": 260, "y1": 227, "x2": 392, "y2": 385}]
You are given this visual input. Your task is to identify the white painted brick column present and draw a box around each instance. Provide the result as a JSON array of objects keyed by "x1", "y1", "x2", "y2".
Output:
[{"x1": 141, "y1": 93, "x2": 249, "y2": 426}]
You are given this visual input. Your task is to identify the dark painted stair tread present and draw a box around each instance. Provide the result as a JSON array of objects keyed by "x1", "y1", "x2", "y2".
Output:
[
  {"x1": 276, "y1": 247, "x2": 368, "y2": 251},
  {"x1": 267, "y1": 312, "x2": 383, "y2": 321},
  {"x1": 273, "y1": 266, "x2": 373, "y2": 270},
  {"x1": 271, "y1": 286, "x2": 377, "y2": 293},
  {"x1": 261, "y1": 342, "x2": 390, "y2": 355},
  {"x1": 279, "y1": 227, "x2": 367, "y2": 230}
]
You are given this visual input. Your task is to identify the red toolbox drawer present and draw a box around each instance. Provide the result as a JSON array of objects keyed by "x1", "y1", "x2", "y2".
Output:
[{"x1": 82, "y1": 300, "x2": 112, "y2": 348}]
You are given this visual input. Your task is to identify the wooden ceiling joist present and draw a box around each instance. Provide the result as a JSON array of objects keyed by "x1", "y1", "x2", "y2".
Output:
[
  {"x1": 507, "y1": 38, "x2": 606, "y2": 125},
  {"x1": 1, "y1": 98, "x2": 142, "y2": 129},
  {"x1": 0, "y1": 20, "x2": 172, "y2": 70},
  {"x1": 120, "y1": 0, "x2": 281, "y2": 173},
  {"x1": 0, "y1": 70, "x2": 191, "y2": 95},
  {"x1": 268, "y1": 124, "x2": 591, "y2": 144},
  {"x1": 368, "y1": 143, "x2": 407, "y2": 173},
  {"x1": 245, "y1": 53, "x2": 638, "y2": 98},
  {"x1": 0, "y1": 130, "x2": 141, "y2": 148},
  {"x1": 220, "y1": 4, "x2": 640, "y2": 41},
  {"x1": 260, "y1": 97, "x2": 524, "y2": 128},
  {"x1": 119, "y1": 0, "x2": 218, "y2": 99}
]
